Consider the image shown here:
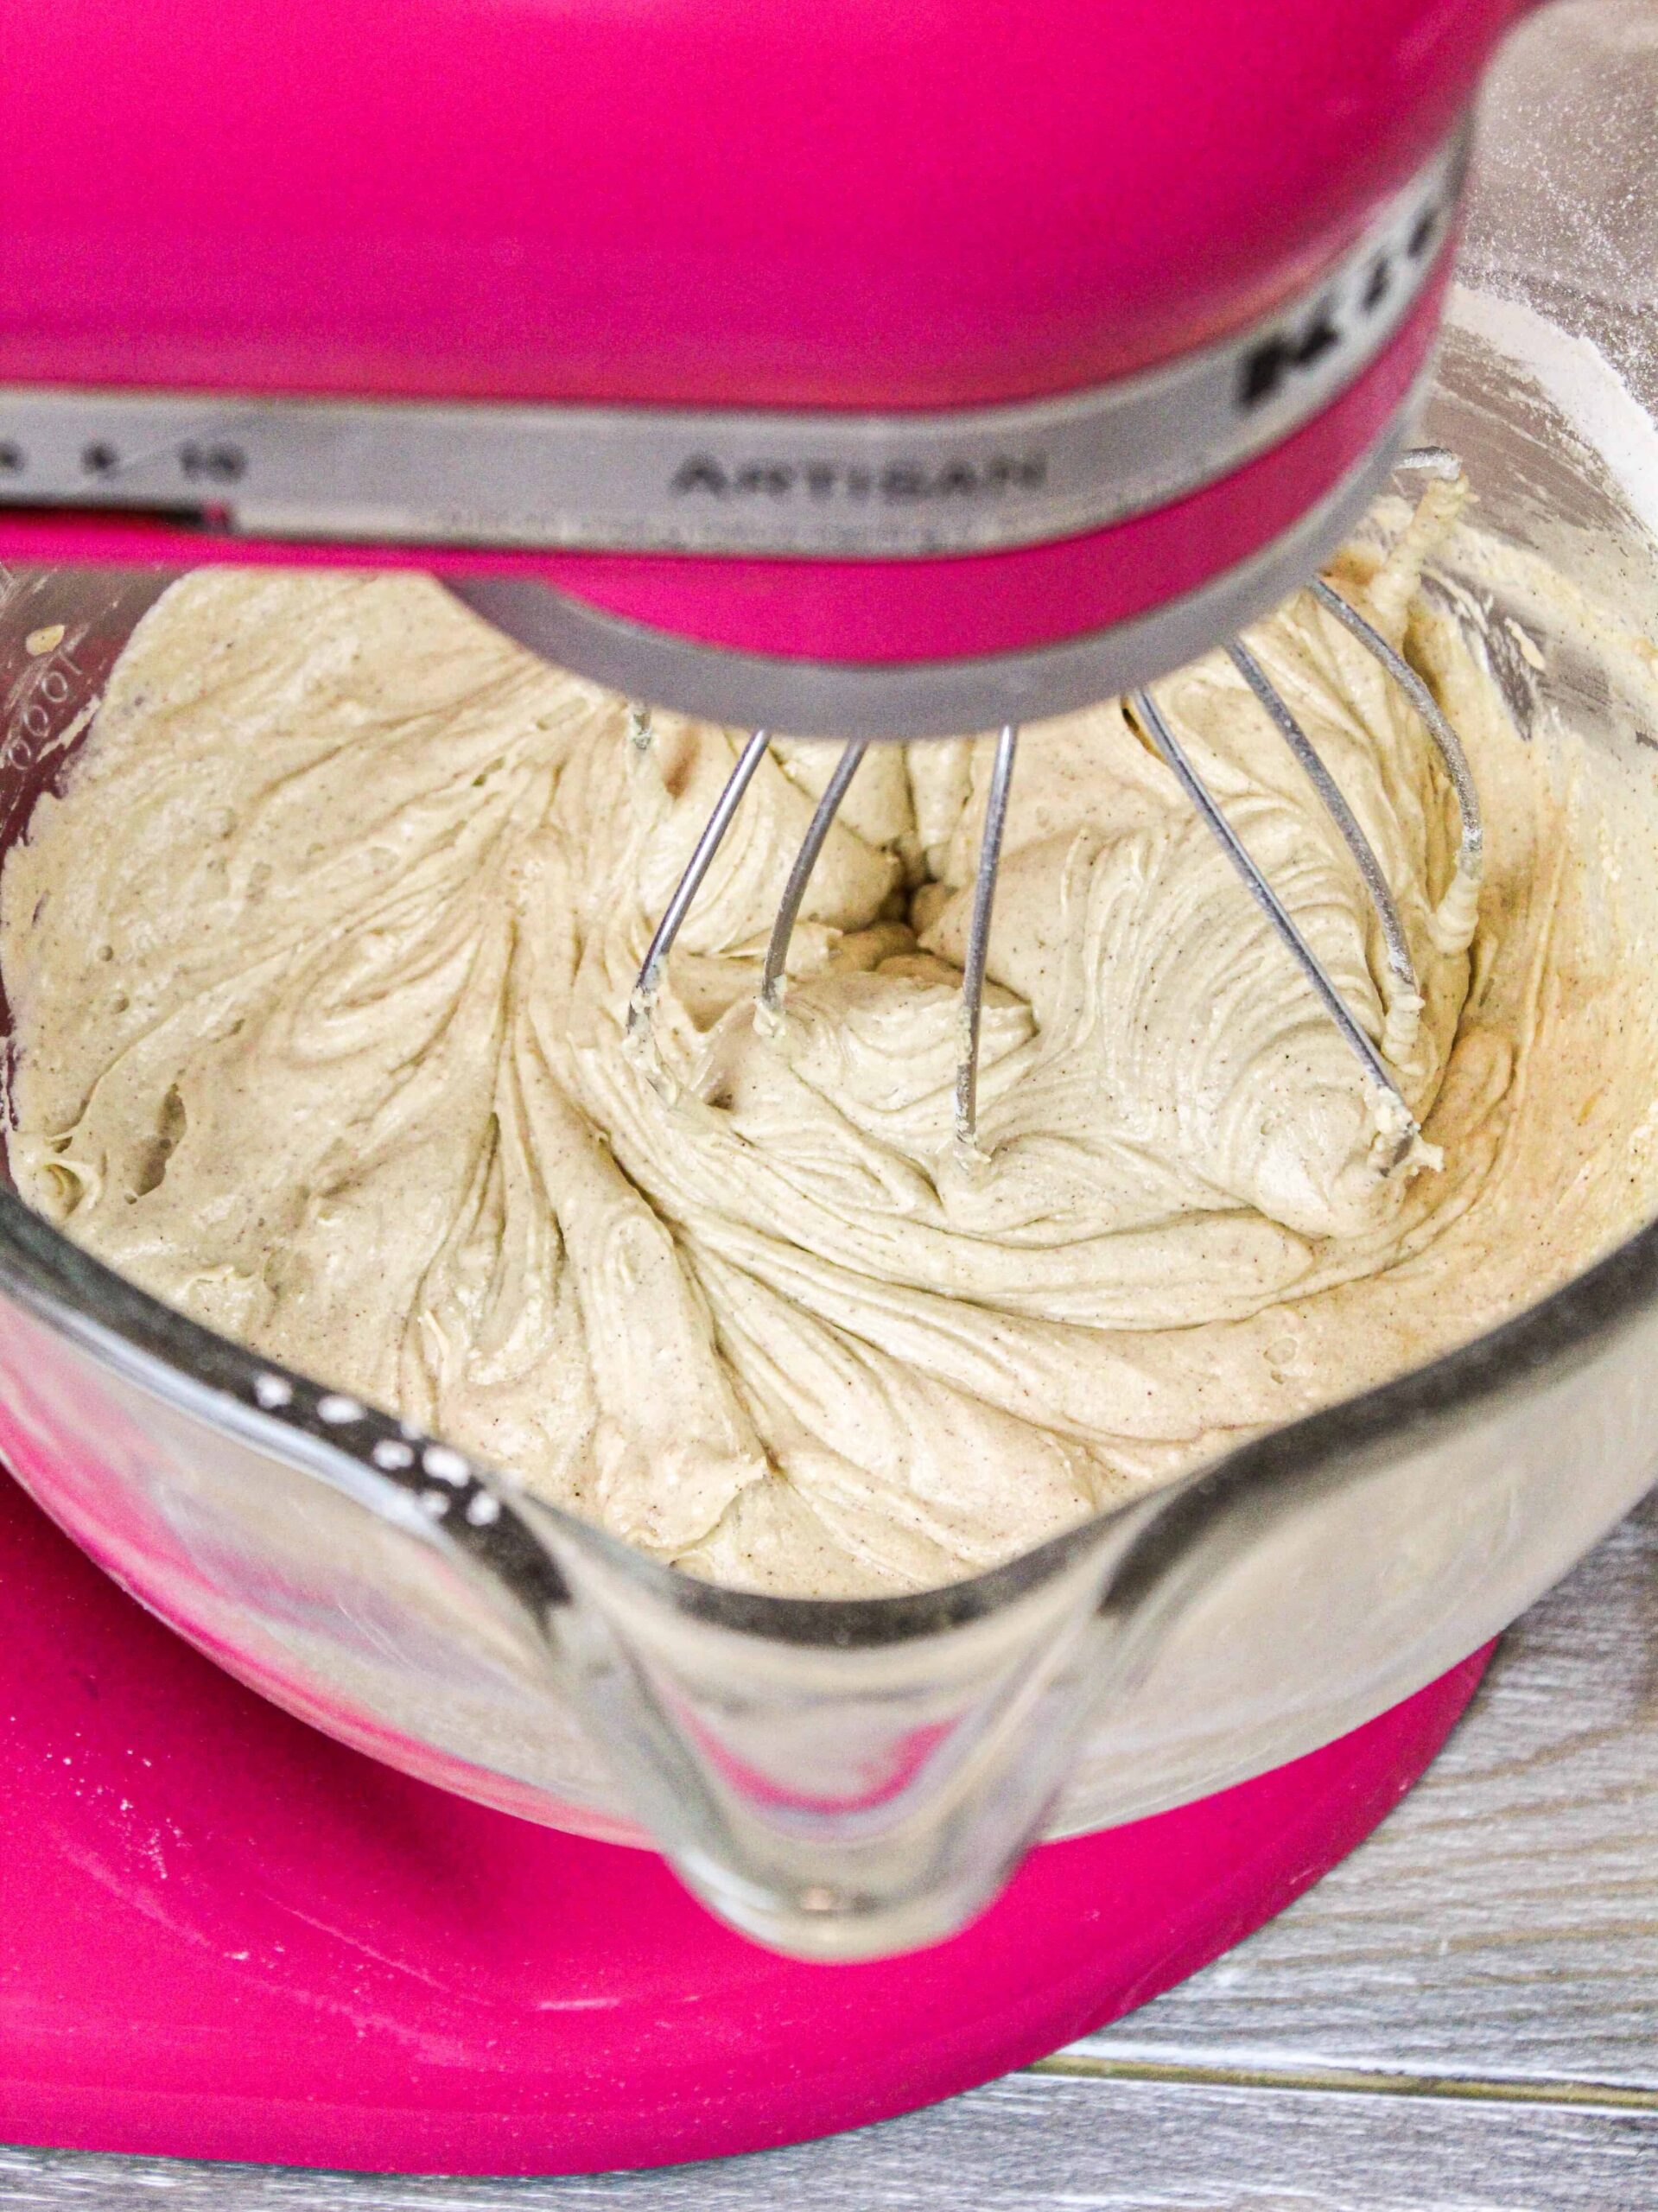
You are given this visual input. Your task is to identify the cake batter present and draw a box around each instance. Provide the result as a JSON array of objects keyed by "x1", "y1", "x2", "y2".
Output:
[{"x1": 8, "y1": 483, "x2": 1658, "y2": 1595}]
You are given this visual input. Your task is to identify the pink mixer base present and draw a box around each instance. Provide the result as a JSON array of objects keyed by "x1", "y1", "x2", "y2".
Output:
[{"x1": 0, "y1": 1467, "x2": 1491, "y2": 2177}]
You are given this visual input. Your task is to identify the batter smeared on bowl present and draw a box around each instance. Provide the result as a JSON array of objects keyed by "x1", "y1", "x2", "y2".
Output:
[{"x1": 7, "y1": 486, "x2": 1658, "y2": 1595}]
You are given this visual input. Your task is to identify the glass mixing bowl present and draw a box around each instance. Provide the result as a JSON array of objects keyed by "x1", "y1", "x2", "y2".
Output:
[{"x1": 0, "y1": 2, "x2": 1654, "y2": 1962}]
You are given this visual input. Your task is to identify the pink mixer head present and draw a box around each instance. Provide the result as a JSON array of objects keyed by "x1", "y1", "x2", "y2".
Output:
[{"x1": 0, "y1": 0, "x2": 1531, "y2": 733}]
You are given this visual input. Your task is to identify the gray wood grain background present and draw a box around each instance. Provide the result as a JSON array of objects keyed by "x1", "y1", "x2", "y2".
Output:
[{"x1": 3, "y1": 1493, "x2": 1655, "y2": 2210}]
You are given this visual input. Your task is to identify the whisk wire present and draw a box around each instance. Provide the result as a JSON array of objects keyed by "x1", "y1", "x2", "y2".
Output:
[
  {"x1": 955, "y1": 724, "x2": 1020, "y2": 1157},
  {"x1": 1227, "y1": 638, "x2": 1418, "y2": 1003},
  {"x1": 759, "y1": 738, "x2": 869, "y2": 1021},
  {"x1": 626, "y1": 728, "x2": 772, "y2": 1046},
  {"x1": 1394, "y1": 445, "x2": 1463, "y2": 482},
  {"x1": 1131, "y1": 684, "x2": 1418, "y2": 1156},
  {"x1": 1309, "y1": 576, "x2": 1483, "y2": 879}
]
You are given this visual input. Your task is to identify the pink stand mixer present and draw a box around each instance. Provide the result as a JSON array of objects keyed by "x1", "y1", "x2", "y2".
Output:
[
  {"x1": 3, "y1": 0, "x2": 1496, "y2": 732},
  {"x1": 2, "y1": 0, "x2": 1656, "y2": 2175}
]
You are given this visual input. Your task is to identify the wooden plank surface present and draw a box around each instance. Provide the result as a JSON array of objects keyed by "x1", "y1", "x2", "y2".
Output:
[
  {"x1": 1, "y1": 2077, "x2": 1655, "y2": 2212},
  {"x1": 1079, "y1": 1491, "x2": 1658, "y2": 2093},
  {"x1": 2, "y1": 1492, "x2": 1655, "y2": 2209}
]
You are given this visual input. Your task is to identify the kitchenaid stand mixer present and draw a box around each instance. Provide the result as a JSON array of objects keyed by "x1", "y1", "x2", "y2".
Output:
[
  {"x1": 0, "y1": 0, "x2": 1513, "y2": 1190},
  {"x1": 0, "y1": 1, "x2": 1499, "y2": 736},
  {"x1": 2, "y1": 0, "x2": 1658, "y2": 2171}
]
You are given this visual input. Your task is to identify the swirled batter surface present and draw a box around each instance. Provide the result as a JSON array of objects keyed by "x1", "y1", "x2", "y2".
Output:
[{"x1": 9, "y1": 486, "x2": 1658, "y2": 1594}]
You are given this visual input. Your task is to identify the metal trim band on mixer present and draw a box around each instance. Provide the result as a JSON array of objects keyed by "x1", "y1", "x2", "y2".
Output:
[
  {"x1": 448, "y1": 395, "x2": 1430, "y2": 737},
  {"x1": 0, "y1": 132, "x2": 1464, "y2": 562}
]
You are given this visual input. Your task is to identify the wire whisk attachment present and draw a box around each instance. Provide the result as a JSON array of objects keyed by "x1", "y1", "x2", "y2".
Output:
[{"x1": 626, "y1": 451, "x2": 1480, "y2": 1172}]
